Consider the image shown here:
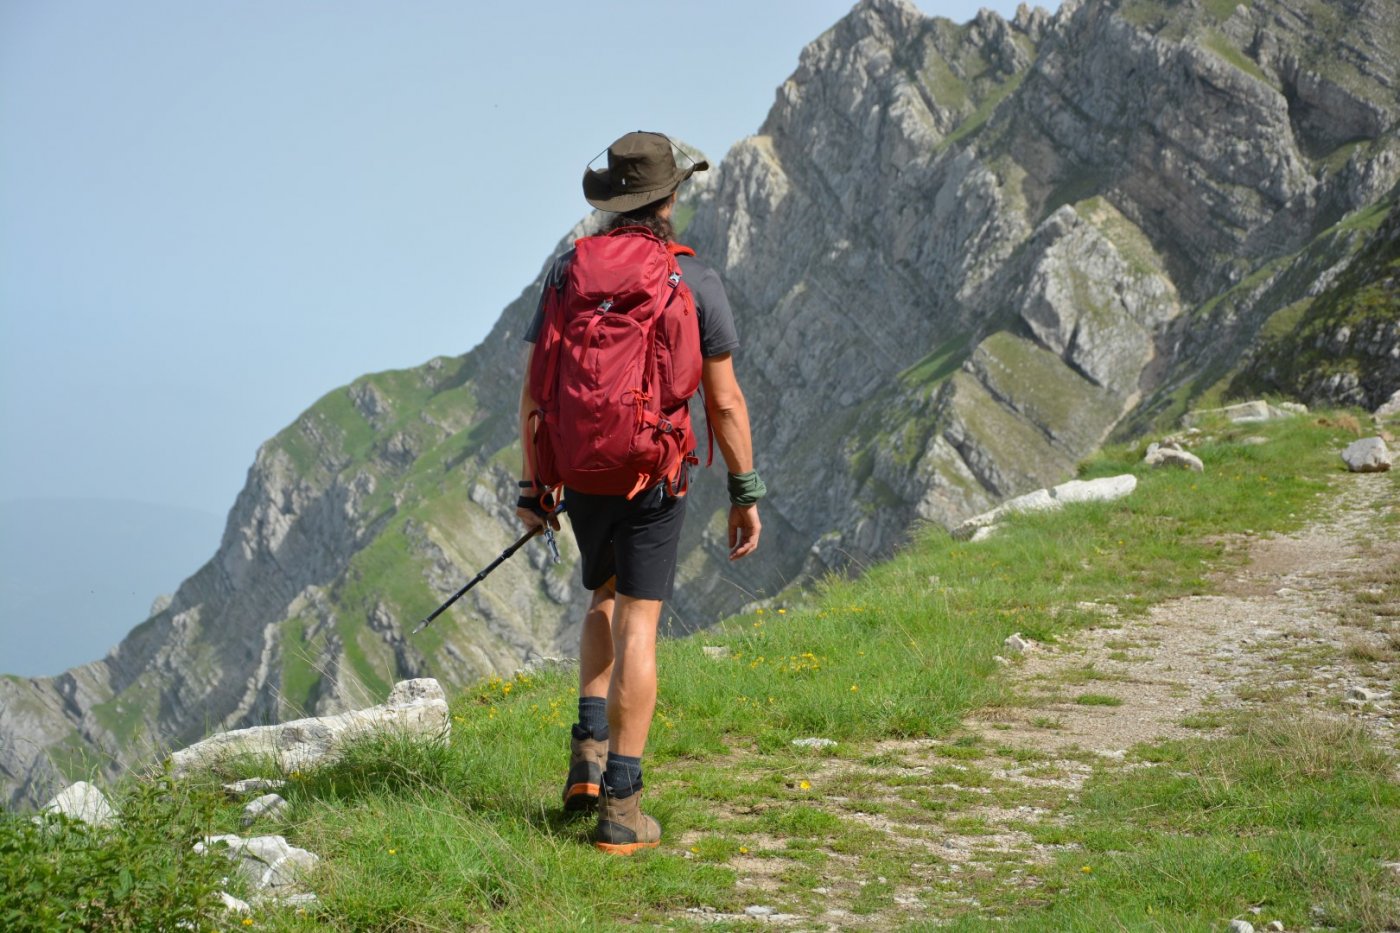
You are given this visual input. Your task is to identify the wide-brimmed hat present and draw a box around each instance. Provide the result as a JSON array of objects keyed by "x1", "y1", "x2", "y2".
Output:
[{"x1": 582, "y1": 131, "x2": 709, "y2": 213}]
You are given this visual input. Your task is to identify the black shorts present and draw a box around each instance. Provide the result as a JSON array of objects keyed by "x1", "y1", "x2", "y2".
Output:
[{"x1": 564, "y1": 484, "x2": 687, "y2": 601}]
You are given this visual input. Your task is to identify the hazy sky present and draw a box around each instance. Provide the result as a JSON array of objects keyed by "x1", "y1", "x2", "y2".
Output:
[{"x1": 1, "y1": 0, "x2": 1047, "y2": 672}]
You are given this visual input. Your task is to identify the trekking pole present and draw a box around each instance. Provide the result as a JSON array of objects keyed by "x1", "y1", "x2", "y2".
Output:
[
  {"x1": 411, "y1": 501, "x2": 565, "y2": 634},
  {"x1": 411, "y1": 527, "x2": 539, "y2": 635}
]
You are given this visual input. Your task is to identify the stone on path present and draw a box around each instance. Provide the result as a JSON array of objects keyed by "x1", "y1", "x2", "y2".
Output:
[
  {"x1": 1345, "y1": 686, "x2": 1389, "y2": 702},
  {"x1": 1228, "y1": 920, "x2": 1256, "y2": 933},
  {"x1": 41, "y1": 781, "x2": 117, "y2": 828},
  {"x1": 792, "y1": 737, "x2": 837, "y2": 749},
  {"x1": 171, "y1": 678, "x2": 449, "y2": 778},
  {"x1": 1341, "y1": 437, "x2": 1392, "y2": 473},
  {"x1": 1004, "y1": 633, "x2": 1036, "y2": 655}
]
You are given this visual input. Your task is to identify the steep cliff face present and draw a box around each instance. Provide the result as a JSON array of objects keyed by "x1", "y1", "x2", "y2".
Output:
[{"x1": 4, "y1": 0, "x2": 1398, "y2": 808}]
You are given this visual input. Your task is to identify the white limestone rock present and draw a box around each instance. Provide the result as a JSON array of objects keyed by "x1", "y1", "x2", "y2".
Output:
[
  {"x1": 224, "y1": 778, "x2": 287, "y2": 797},
  {"x1": 1182, "y1": 400, "x2": 1297, "y2": 426},
  {"x1": 1341, "y1": 437, "x2": 1392, "y2": 473},
  {"x1": 241, "y1": 793, "x2": 290, "y2": 828},
  {"x1": 953, "y1": 475, "x2": 1137, "y2": 540},
  {"x1": 1375, "y1": 389, "x2": 1400, "y2": 418},
  {"x1": 1004, "y1": 633, "x2": 1036, "y2": 655},
  {"x1": 41, "y1": 781, "x2": 117, "y2": 828},
  {"x1": 219, "y1": 891, "x2": 252, "y2": 914},
  {"x1": 171, "y1": 678, "x2": 449, "y2": 778},
  {"x1": 196, "y1": 833, "x2": 319, "y2": 894},
  {"x1": 1146, "y1": 446, "x2": 1205, "y2": 472},
  {"x1": 792, "y1": 737, "x2": 837, "y2": 749}
]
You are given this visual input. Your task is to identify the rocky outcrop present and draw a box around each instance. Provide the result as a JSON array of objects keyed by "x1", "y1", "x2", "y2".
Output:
[
  {"x1": 5, "y1": 0, "x2": 1399, "y2": 808},
  {"x1": 169, "y1": 678, "x2": 449, "y2": 778}
]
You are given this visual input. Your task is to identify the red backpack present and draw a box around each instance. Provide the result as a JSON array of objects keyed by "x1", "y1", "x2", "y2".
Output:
[{"x1": 527, "y1": 226, "x2": 704, "y2": 500}]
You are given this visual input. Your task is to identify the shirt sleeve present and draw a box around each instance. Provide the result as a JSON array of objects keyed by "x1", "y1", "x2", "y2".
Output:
[
  {"x1": 524, "y1": 251, "x2": 572, "y2": 344},
  {"x1": 677, "y1": 255, "x2": 740, "y2": 358}
]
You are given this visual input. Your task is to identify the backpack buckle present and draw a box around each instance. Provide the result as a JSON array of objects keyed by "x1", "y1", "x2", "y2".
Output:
[
  {"x1": 598, "y1": 299, "x2": 614, "y2": 314},
  {"x1": 667, "y1": 272, "x2": 681, "y2": 288},
  {"x1": 658, "y1": 419, "x2": 674, "y2": 434}
]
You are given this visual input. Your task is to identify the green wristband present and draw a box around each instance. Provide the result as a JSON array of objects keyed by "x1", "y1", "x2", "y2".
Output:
[{"x1": 727, "y1": 470, "x2": 767, "y2": 506}]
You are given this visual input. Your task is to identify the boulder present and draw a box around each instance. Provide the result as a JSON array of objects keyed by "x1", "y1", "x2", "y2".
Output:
[
  {"x1": 953, "y1": 475, "x2": 1137, "y2": 540},
  {"x1": 41, "y1": 781, "x2": 117, "y2": 828},
  {"x1": 1374, "y1": 389, "x2": 1400, "y2": 418},
  {"x1": 1182, "y1": 400, "x2": 1297, "y2": 426},
  {"x1": 171, "y1": 678, "x2": 449, "y2": 778},
  {"x1": 1341, "y1": 437, "x2": 1392, "y2": 473},
  {"x1": 195, "y1": 833, "x2": 319, "y2": 895},
  {"x1": 1146, "y1": 447, "x2": 1205, "y2": 472}
]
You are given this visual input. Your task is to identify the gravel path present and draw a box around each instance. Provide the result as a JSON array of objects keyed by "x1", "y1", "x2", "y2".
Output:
[{"x1": 691, "y1": 472, "x2": 1399, "y2": 929}]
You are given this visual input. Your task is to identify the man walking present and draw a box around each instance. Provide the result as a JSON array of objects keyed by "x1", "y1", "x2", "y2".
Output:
[{"x1": 517, "y1": 131, "x2": 764, "y2": 854}]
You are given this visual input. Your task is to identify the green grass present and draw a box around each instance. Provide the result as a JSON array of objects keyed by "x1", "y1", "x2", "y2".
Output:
[
  {"x1": 1074, "y1": 693, "x2": 1124, "y2": 707},
  {"x1": 943, "y1": 717, "x2": 1400, "y2": 931},
  {"x1": 9, "y1": 412, "x2": 1396, "y2": 929}
]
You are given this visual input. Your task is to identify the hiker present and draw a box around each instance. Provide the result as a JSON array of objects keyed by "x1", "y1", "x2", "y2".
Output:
[{"x1": 517, "y1": 131, "x2": 764, "y2": 854}]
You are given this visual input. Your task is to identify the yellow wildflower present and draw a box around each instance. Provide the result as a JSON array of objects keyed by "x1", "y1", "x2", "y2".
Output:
[
  {"x1": 1081, "y1": 865, "x2": 1092, "y2": 874},
  {"x1": 799, "y1": 780, "x2": 811, "y2": 790}
]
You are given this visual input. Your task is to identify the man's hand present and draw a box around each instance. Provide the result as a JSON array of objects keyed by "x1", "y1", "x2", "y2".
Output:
[
  {"x1": 516, "y1": 506, "x2": 559, "y2": 533},
  {"x1": 728, "y1": 504, "x2": 760, "y2": 560},
  {"x1": 516, "y1": 489, "x2": 560, "y2": 534}
]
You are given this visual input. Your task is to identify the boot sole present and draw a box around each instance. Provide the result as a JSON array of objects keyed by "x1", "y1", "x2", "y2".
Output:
[
  {"x1": 594, "y1": 839, "x2": 660, "y2": 855},
  {"x1": 562, "y1": 783, "x2": 601, "y2": 812}
]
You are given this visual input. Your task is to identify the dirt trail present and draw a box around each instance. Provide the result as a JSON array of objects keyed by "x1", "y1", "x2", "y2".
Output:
[{"x1": 680, "y1": 474, "x2": 1399, "y2": 929}]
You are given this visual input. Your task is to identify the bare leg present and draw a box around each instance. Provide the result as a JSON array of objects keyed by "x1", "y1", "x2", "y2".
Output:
[
  {"x1": 607, "y1": 594, "x2": 664, "y2": 758},
  {"x1": 579, "y1": 579, "x2": 616, "y2": 698}
]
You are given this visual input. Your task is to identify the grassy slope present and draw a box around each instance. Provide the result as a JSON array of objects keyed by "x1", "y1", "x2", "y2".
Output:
[{"x1": 8, "y1": 410, "x2": 1393, "y2": 930}]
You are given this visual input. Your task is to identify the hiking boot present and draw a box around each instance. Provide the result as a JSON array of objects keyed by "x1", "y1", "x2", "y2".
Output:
[
  {"x1": 594, "y1": 789, "x2": 661, "y2": 855},
  {"x1": 562, "y1": 735, "x2": 607, "y2": 814}
]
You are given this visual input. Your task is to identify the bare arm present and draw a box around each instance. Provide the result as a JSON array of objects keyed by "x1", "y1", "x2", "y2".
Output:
[{"x1": 701, "y1": 352, "x2": 760, "y2": 560}]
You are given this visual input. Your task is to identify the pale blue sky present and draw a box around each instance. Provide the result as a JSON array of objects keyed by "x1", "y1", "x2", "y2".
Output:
[{"x1": 0, "y1": 0, "x2": 1045, "y2": 673}]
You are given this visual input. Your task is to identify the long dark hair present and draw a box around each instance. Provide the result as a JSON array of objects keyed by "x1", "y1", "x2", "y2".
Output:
[{"x1": 604, "y1": 194, "x2": 675, "y2": 242}]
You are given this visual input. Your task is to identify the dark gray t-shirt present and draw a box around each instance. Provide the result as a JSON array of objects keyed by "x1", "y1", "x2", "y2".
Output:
[{"x1": 524, "y1": 249, "x2": 740, "y2": 358}]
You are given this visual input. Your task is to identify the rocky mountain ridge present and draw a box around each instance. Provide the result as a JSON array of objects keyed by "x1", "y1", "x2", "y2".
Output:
[{"x1": 4, "y1": 0, "x2": 1398, "y2": 808}]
